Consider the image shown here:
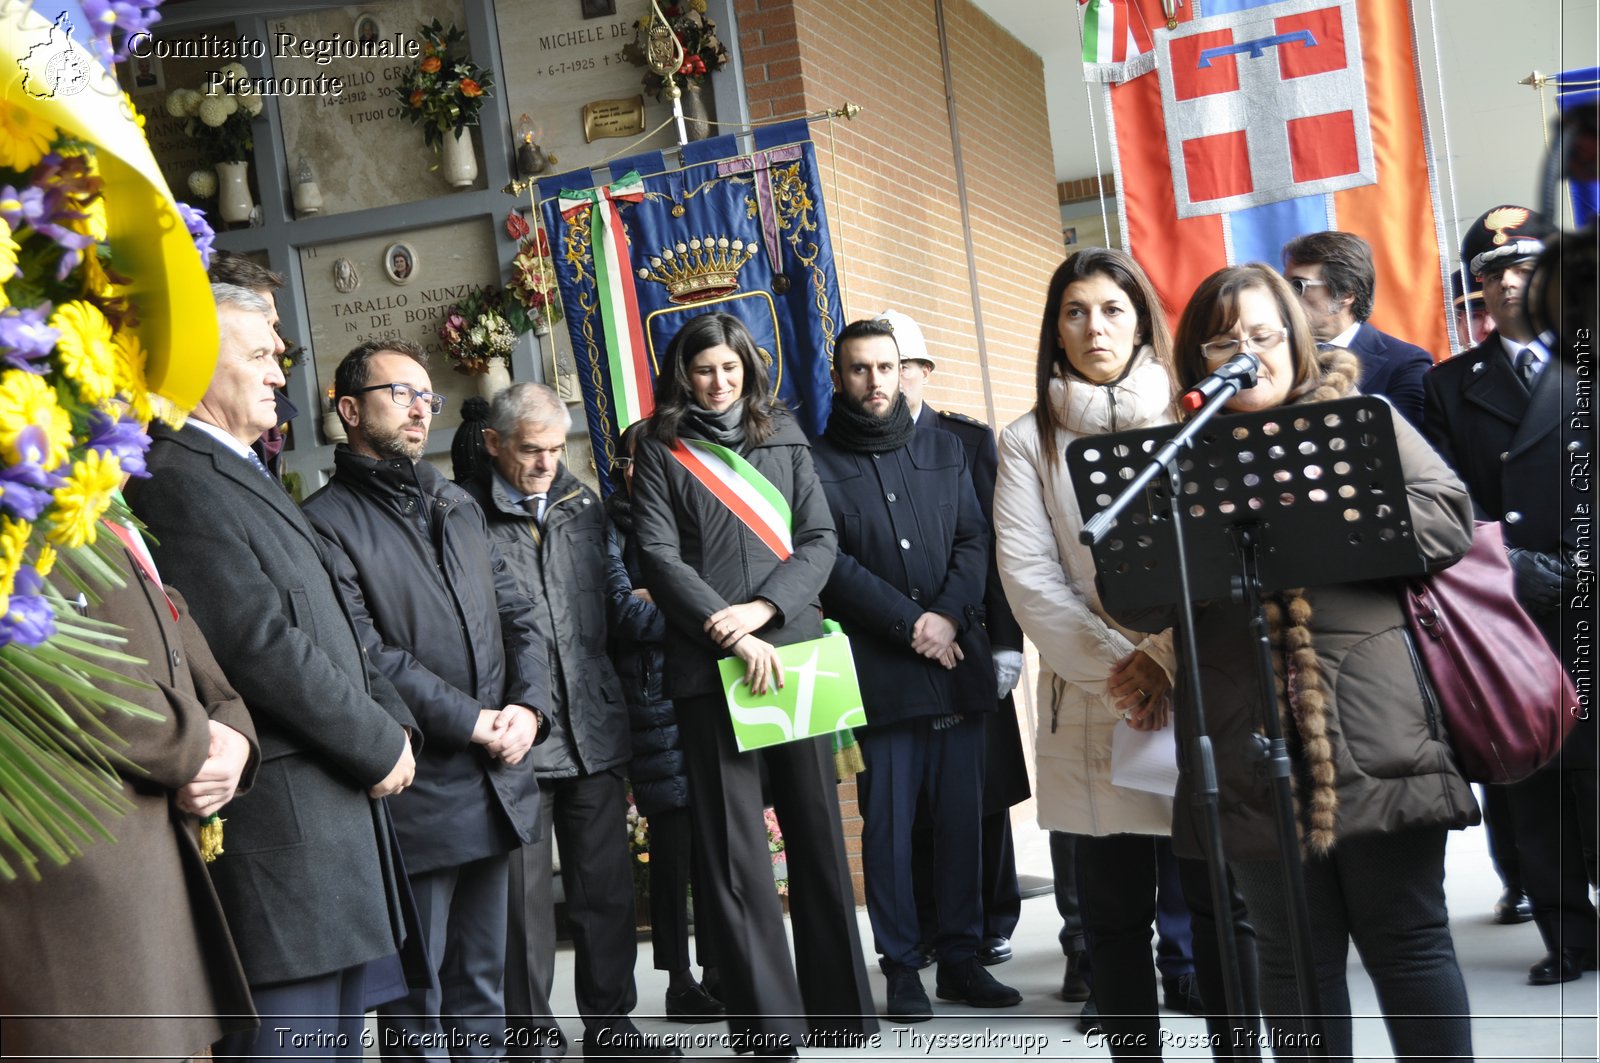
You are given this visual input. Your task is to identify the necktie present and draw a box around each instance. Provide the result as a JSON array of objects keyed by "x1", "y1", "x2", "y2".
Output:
[
  {"x1": 244, "y1": 447, "x2": 274, "y2": 480},
  {"x1": 1513, "y1": 347, "x2": 1540, "y2": 389},
  {"x1": 523, "y1": 494, "x2": 547, "y2": 525}
]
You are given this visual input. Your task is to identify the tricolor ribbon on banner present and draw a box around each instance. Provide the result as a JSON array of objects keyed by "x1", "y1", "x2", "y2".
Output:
[
  {"x1": 669, "y1": 437, "x2": 794, "y2": 560},
  {"x1": 560, "y1": 172, "x2": 654, "y2": 429}
]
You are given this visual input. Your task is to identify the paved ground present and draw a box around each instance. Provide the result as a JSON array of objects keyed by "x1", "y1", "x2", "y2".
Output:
[{"x1": 537, "y1": 820, "x2": 1598, "y2": 1062}]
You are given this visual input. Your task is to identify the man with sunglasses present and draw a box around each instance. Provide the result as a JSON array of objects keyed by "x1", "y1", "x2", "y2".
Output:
[
  {"x1": 304, "y1": 340, "x2": 552, "y2": 1058},
  {"x1": 1282, "y1": 230, "x2": 1434, "y2": 428}
]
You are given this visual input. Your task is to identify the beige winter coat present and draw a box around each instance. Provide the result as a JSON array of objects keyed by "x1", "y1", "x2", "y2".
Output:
[{"x1": 995, "y1": 352, "x2": 1178, "y2": 836}]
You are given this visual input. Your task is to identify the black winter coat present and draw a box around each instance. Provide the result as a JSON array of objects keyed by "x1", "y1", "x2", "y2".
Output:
[
  {"x1": 303, "y1": 448, "x2": 549, "y2": 874},
  {"x1": 631, "y1": 410, "x2": 838, "y2": 699},
  {"x1": 811, "y1": 427, "x2": 994, "y2": 725},
  {"x1": 606, "y1": 503, "x2": 691, "y2": 817},
  {"x1": 464, "y1": 464, "x2": 633, "y2": 780}
]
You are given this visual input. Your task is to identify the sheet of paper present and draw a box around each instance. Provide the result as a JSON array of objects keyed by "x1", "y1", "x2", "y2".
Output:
[{"x1": 1110, "y1": 720, "x2": 1180, "y2": 796}]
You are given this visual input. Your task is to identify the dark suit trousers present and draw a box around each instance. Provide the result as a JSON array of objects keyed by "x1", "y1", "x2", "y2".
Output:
[
  {"x1": 1506, "y1": 757, "x2": 1600, "y2": 959},
  {"x1": 677, "y1": 693, "x2": 877, "y2": 1048},
  {"x1": 506, "y1": 770, "x2": 639, "y2": 1044},
  {"x1": 379, "y1": 854, "x2": 509, "y2": 1061},
  {"x1": 644, "y1": 805, "x2": 715, "y2": 972},
  {"x1": 215, "y1": 964, "x2": 368, "y2": 1060},
  {"x1": 859, "y1": 714, "x2": 985, "y2": 969}
]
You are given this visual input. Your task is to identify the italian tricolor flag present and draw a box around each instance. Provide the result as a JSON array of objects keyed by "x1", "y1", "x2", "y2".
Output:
[{"x1": 1080, "y1": 0, "x2": 1153, "y2": 66}]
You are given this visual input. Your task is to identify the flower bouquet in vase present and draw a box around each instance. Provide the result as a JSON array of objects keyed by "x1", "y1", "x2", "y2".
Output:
[
  {"x1": 398, "y1": 19, "x2": 492, "y2": 186},
  {"x1": 438, "y1": 285, "x2": 531, "y2": 399},
  {"x1": 165, "y1": 64, "x2": 262, "y2": 224}
]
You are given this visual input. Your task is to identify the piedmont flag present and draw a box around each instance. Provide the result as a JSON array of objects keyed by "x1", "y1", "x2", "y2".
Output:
[{"x1": 1099, "y1": 0, "x2": 1451, "y2": 358}]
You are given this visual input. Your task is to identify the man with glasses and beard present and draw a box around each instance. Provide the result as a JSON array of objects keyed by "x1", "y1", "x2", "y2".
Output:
[{"x1": 303, "y1": 340, "x2": 551, "y2": 1058}]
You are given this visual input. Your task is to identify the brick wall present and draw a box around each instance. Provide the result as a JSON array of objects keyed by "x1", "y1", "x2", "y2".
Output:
[{"x1": 734, "y1": 0, "x2": 1063, "y2": 905}]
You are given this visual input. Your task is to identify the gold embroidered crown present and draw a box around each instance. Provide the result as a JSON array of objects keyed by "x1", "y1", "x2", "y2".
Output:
[{"x1": 636, "y1": 236, "x2": 757, "y2": 304}]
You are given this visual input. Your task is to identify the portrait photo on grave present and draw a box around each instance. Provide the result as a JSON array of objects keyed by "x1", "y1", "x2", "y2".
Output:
[{"x1": 384, "y1": 242, "x2": 416, "y2": 285}]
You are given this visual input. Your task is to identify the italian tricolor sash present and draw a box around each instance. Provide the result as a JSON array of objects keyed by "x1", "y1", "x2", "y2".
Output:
[
  {"x1": 559, "y1": 172, "x2": 654, "y2": 429},
  {"x1": 669, "y1": 438, "x2": 794, "y2": 560}
]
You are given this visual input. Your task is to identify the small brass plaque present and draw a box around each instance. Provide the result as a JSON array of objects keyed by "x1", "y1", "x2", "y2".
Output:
[{"x1": 582, "y1": 96, "x2": 646, "y2": 143}]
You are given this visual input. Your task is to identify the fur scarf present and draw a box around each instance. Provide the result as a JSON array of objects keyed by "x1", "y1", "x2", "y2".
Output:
[{"x1": 1262, "y1": 347, "x2": 1361, "y2": 855}]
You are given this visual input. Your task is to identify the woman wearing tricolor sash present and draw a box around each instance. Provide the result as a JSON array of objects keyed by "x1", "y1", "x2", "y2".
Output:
[{"x1": 631, "y1": 313, "x2": 877, "y2": 1056}]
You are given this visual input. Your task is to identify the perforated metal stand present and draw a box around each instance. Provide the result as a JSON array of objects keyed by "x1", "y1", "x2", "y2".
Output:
[{"x1": 1069, "y1": 396, "x2": 1426, "y2": 1058}]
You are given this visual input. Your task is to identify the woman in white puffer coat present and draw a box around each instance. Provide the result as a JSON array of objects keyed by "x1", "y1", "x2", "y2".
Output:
[{"x1": 994, "y1": 249, "x2": 1257, "y2": 1060}]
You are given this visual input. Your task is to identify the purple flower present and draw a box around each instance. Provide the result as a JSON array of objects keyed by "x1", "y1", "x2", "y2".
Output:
[
  {"x1": 177, "y1": 202, "x2": 215, "y2": 269},
  {"x1": 86, "y1": 409, "x2": 150, "y2": 478},
  {"x1": 0, "y1": 171, "x2": 96, "y2": 281},
  {"x1": 0, "y1": 304, "x2": 59, "y2": 374},
  {"x1": 0, "y1": 567, "x2": 57, "y2": 649},
  {"x1": 80, "y1": 0, "x2": 165, "y2": 65},
  {"x1": 0, "y1": 459, "x2": 62, "y2": 521}
]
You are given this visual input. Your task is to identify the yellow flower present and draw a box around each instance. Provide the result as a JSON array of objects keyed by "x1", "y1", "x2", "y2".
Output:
[
  {"x1": 79, "y1": 247, "x2": 116, "y2": 299},
  {"x1": 46, "y1": 449, "x2": 122, "y2": 549},
  {"x1": 34, "y1": 543, "x2": 56, "y2": 579},
  {"x1": 0, "y1": 369, "x2": 73, "y2": 470},
  {"x1": 113, "y1": 332, "x2": 155, "y2": 426},
  {"x1": 0, "y1": 99, "x2": 54, "y2": 171},
  {"x1": 0, "y1": 217, "x2": 18, "y2": 286},
  {"x1": 0, "y1": 517, "x2": 29, "y2": 601},
  {"x1": 50, "y1": 301, "x2": 118, "y2": 404}
]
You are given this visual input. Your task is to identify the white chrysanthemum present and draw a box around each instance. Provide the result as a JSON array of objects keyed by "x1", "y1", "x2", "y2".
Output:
[
  {"x1": 166, "y1": 88, "x2": 200, "y2": 117},
  {"x1": 220, "y1": 62, "x2": 248, "y2": 81},
  {"x1": 198, "y1": 96, "x2": 230, "y2": 127},
  {"x1": 222, "y1": 94, "x2": 238, "y2": 116},
  {"x1": 187, "y1": 169, "x2": 217, "y2": 197},
  {"x1": 238, "y1": 93, "x2": 263, "y2": 117}
]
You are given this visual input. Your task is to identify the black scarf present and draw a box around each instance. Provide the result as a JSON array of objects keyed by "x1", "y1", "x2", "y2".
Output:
[
  {"x1": 824, "y1": 392, "x2": 917, "y2": 453},
  {"x1": 682, "y1": 398, "x2": 748, "y2": 449},
  {"x1": 604, "y1": 489, "x2": 633, "y2": 533}
]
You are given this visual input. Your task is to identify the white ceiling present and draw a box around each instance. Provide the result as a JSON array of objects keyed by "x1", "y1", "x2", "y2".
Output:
[{"x1": 968, "y1": 0, "x2": 1106, "y2": 185}]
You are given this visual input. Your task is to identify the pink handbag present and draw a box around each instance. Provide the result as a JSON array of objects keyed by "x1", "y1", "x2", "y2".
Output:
[{"x1": 1401, "y1": 522, "x2": 1578, "y2": 784}]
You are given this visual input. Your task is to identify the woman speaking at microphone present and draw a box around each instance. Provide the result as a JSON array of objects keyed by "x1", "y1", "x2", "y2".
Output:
[
  {"x1": 630, "y1": 312, "x2": 875, "y2": 1058},
  {"x1": 1150, "y1": 264, "x2": 1478, "y2": 1062}
]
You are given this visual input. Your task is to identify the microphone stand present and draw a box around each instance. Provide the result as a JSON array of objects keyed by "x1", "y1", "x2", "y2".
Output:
[{"x1": 1081, "y1": 368, "x2": 1328, "y2": 1057}]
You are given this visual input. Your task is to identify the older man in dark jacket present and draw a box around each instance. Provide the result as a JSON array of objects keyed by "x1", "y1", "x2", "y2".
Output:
[
  {"x1": 463, "y1": 382, "x2": 677, "y2": 1062},
  {"x1": 304, "y1": 341, "x2": 550, "y2": 1060},
  {"x1": 127, "y1": 286, "x2": 420, "y2": 1059},
  {"x1": 811, "y1": 318, "x2": 1020, "y2": 1023}
]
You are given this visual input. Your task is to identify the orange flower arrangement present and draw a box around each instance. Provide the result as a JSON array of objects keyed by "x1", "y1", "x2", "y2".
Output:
[{"x1": 396, "y1": 19, "x2": 493, "y2": 151}]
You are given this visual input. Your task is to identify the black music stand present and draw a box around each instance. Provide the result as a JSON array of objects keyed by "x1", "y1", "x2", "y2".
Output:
[{"x1": 1067, "y1": 396, "x2": 1425, "y2": 1055}]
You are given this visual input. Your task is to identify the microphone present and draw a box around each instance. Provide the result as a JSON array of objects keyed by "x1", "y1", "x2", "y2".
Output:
[{"x1": 1180, "y1": 351, "x2": 1259, "y2": 413}]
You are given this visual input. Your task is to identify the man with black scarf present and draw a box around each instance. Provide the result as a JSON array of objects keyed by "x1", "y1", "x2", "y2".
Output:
[{"x1": 811, "y1": 318, "x2": 1021, "y2": 1022}]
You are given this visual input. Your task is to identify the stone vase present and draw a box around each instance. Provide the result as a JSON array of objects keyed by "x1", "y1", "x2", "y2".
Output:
[
  {"x1": 681, "y1": 82, "x2": 711, "y2": 142},
  {"x1": 215, "y1": 160, "x2": 254, "y2": 225},
  {"x1": 440, "y1": 128, "x2": 479, "y2": 188},
  {"x1": 477, "y1": 358, "x2": 511, "y2": 400}
]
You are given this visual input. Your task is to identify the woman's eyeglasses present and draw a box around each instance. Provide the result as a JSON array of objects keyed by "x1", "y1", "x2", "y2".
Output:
[{"x1": 1200, "y1": 328, "x2": 1289, "y2": 364}]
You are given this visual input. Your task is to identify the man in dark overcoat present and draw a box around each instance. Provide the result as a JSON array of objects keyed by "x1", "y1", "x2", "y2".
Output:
[
  {"x1": 303, "y1": 341, "x2": 550, "y2": 1059},
  {"x1": 0, "y1": 529, "x2": 259, "y2": 1059},
  {"x1": 127, "y1": 285, "x2": 422, "y2": 1058},
  {"x1": 880, "y1": 309, "x2": 1031, "y2": 968},
  {"x1": 811, "y1": 318, "x2": 1021, "y2": 1022},
  {"x1": 463, "y1": 382, "x2": 679, "y2": 1061},
  {"x1": 1422, "y1": 205, "x2": 1597, "y2": 985}
]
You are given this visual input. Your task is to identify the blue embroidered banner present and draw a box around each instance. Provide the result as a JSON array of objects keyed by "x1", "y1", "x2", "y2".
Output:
[{"x1": 539, "y1": 120, "x2": 843, "y2": 495}]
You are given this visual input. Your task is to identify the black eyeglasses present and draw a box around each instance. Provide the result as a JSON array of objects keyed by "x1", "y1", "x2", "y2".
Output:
[{"x1": 353, "y1": 382, "x2": 446, "y2": 414}]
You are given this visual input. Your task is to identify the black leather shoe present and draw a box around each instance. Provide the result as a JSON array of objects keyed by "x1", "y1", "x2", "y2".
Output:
[
  {"x1": 1060, "y1": 950, "x2": 1091, "y2": 1003},
  {"x1": 934, "y1": 957, "x2": 1022, "y2": 1007},
  {"x1": 1494, "y1": 888, "x2": 1534, "y2": 924},
  {"x1": 977, "y1": 935, "x2": 1013, "y2": 966},
  {"x1": 885, "y1": 966, "x2": 933, "y2": 1022},
  {"x1": 1162, "y1": 972, "x2": 1205, "y2": 1016},
  {"x1": 1076, "y1": 998, "x2": 1101, "y2": 1036},
  {"x1": 664, "y1": 982, "x2": 725, "y2": 1023},
  {"x1": 910, "y1": 941, "x2": 936, "y2": 970},
  {"x1": 1528, "y1": 950, "x2": 1585, "y2": 985}
]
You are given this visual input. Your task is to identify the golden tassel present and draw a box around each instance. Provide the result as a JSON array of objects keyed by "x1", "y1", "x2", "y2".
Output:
[{"x1": 200, "y1": 814, "x2": 225, "y2": 862}]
